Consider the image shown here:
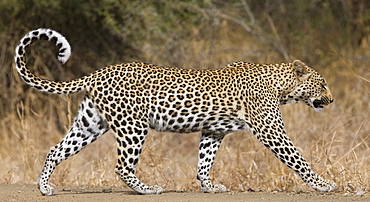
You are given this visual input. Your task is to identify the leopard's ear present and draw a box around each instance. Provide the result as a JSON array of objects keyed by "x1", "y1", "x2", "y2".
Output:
[{"x1": 293, "y1": 60, "x2": 311, "y2": 80}]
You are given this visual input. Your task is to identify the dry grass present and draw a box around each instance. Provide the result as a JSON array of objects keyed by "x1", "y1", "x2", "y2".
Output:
[{"x1": 0, "y1": 24, "x2": 369, "y2": 195}]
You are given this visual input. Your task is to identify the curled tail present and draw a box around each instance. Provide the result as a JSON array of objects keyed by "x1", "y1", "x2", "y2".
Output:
[{"x1": 14, "y1": 28, "x2": 86, "y2": 94}]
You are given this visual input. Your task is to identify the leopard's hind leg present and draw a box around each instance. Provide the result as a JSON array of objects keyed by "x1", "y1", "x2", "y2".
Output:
[
  {"x1": 38, "y1": 95, "x2": 109, "y2": 195},
  {"x1": 113, "y1": 121, "x2": 163, "y2": 194}
]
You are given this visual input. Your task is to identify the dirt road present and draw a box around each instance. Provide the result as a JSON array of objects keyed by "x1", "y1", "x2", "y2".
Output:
[{"x1": 0, "y1": 184, "x2": 368, "y2": 202}]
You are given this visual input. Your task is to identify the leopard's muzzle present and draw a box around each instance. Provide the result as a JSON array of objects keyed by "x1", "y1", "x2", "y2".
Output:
[{"x1": 313, "y1": 97, "x2": 334, "y2": 108}]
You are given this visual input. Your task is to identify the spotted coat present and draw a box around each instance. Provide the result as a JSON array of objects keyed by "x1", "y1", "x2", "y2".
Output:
[{"x1": 14, "y1": 28, "x2": 336, "y2": 195}]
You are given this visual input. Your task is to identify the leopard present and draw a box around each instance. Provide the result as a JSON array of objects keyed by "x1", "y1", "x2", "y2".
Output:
[{"x1": 14, "y1": 28, "x2": 336, "y2": 196}]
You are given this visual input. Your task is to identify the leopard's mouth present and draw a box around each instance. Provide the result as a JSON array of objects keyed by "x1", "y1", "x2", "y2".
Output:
[
  {"x1": 313, "y1": 99, "x2": 324, "y2": 108},
  {"x1": 312, "y1": 97, "x2": 334, "y2": 111}
]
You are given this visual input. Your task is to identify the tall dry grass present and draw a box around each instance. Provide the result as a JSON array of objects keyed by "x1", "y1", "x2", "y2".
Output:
[{"x1": 0, "y1": 22, "x2": 369, "y2": 195}]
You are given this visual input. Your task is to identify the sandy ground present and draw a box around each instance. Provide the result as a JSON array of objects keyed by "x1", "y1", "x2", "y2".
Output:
[{"x1": 0, "y1": 184, "x2": 368, "y2": 202}]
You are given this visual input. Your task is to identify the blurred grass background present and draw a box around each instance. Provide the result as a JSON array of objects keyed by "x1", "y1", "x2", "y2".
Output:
[{"x1": 0, "y1": 0, "x2": 369, "y2": 193}]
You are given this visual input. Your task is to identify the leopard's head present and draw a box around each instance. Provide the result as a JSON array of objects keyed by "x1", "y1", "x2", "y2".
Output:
[{"x1": 280, "y1": 60, "x2": 334, "y2": 112}]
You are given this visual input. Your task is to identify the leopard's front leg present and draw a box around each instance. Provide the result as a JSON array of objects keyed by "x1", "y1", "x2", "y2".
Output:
[
  {"x1": 252, "y1": 109, "x2": 336, "y2": 192},
  {"x1": 258, "y1": 131, "x2": 336, "y2": 191},
  {"x1": 197, "y1": 132, "x2": 228, "y2": 193}
]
